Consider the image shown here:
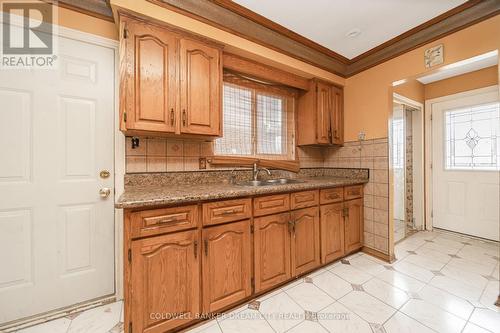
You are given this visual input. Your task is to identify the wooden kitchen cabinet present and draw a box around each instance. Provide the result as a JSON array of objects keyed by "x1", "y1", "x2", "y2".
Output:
[
  {"x1": 180, "y1": 38, "x2": 221, "y2": 136},
  {"x1": 320, "y1": 203, "x2": 344, "y2": 264},
  {"x1": 121, "y1": 18, "x2": 177, "y2": 134},
  {"x1": 254, "y1": 212, "x2": 292, "y2": 292},
  {"x1": 202, "y1": 220, "x2": 252, "y2": 313},
  {"x1": 120, "y1": 15, "x2": 222, "y2": 137},
  {"x1": 290, "y1": 206, "x2": 321, "y2": 276},
  {"x1": 344, "y1": 198, "x2": 364, "y2": 253},
  {"x1": 297, "y1": 79, "x2": 344, "y2": 146},
  {"x1": 129, "y1": 230, "x2": 200, "y2": 333}
]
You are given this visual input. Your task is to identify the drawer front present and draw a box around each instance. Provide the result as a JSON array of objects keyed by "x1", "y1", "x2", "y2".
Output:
[
  {"x1": 130, "y1": 205, "x2": 199, "y2": 238},
  {"x1": 253, "y1": 194, "x2": 290, "y2": 217},
  {"x1": 203, "y1": 198, "x2": 252, "y2": 226},
  {"x1": 291, "y1": 190, "x2": 319, "y2": 210},
  {"x1": 344, "y1": 185, "x2": 363, "y2": 200},
  {"x1": 320, "y1": 187, "x2": 344, "y2": 204}
]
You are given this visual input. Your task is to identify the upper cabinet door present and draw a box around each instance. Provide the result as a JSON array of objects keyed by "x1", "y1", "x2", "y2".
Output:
[
  {"x1": 122, "y1": 19, "x2": 177, "y2": 133},
  {"x1": 130, "y1": 230, "x2": 200, "y2": 333},
  {"x1": 331, "y1": 86, "x2": 344, "y2": 145},
  {"x1": 315, "y1": 81, "x2": 332, "y2": 144},
  {"x1": 179, "y1": 38, "x2": 221, "y2": 136}
]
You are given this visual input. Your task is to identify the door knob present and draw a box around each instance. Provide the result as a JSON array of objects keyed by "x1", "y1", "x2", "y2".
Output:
[{"x1": 99, "y1": 188, "x2": 111, "y2": 198}]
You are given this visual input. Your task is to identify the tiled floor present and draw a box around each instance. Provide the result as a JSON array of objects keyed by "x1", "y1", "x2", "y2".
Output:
[{"x1": 14, "y1": 230, "x2": 499, "y2": 333}]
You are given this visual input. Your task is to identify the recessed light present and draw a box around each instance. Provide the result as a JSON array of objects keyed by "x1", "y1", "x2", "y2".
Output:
[{"x1": 346, "y1": 28, "x2": 361, "y2": 38}]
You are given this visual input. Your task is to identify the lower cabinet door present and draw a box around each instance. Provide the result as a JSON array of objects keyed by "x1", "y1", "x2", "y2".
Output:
[
  {"x1": 291, "y1": 207, "x2": 321, "y2": 276},
  {"x1": 320, "y1": 203, "x2": 344, "y2": 264},
  {"x1": 202, "y1": 220, "x2": 252, "y2": 313},
  {"x1": 130, "y1": 230, "x2": 200, "y2": 333},
  {"x1": 345, "y1": 198, "x2": 364, "y2": 253},
  {"x1": 254, "y1": 212, "x2": 292, "y2": 293}
]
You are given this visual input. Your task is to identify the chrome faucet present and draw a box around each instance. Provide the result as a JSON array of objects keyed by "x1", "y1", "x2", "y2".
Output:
[{"x1": 252, "y1": 162, "x2": 271, "y2": 181}]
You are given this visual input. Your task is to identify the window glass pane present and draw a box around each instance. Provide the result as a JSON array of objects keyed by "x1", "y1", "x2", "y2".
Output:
[
  {"x1": 214, "y1": 84, "x2": 252, "y2": 155},
  {"x1": 256, "y1": 93, "x2": 285, "y2": 155},
  {"x1": 445, "y1": 102, "x2": 500, "y2": 170},
  {"x1": 391, "y1": 118, "x2": 404, "y2": 169}
]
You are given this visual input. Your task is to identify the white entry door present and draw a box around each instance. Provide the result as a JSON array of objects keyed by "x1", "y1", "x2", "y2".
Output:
[
  {"x1": 431, "y1": 87, "x2": 499, "y2": 241},
  {"x1": 0, "y1": 34, "x2": 115, "y2": 323}
]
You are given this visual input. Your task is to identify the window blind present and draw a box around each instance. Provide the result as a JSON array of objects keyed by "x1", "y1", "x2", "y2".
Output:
[{"x1": 214, "y1": 72, "x2": 296, "y2": 160}]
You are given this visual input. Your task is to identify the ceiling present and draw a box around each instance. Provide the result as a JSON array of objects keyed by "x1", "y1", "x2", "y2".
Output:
[{"x1": 232, "y1": 0, "x2": 467, "y2": 59}]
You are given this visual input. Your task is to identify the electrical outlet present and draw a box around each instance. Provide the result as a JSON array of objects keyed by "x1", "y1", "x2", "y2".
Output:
[
  {"x1": 358, "y1": 132, "x2": 366, "y2": 141},
  {"x1": 199, "y1": 157, "x2": 207, "y2": 169}
]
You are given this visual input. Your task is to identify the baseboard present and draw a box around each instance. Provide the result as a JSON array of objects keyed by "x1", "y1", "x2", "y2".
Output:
[{"x1": 362, "y1": 246, "x2": 394, "y2": 263}]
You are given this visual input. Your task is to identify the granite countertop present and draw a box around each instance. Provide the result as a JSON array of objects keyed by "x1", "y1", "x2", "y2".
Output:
[{"x1": 116, "y1": 176, "x2": 368, "y2": 209}]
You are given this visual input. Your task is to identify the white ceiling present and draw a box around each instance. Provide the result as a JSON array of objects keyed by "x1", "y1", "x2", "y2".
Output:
[{"x1": 233, "y1": 0, "x2": 467, "y2": 59}]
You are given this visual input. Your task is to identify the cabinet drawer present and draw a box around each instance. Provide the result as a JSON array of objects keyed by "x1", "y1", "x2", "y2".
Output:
[
  {"x1": 344, "y1": 185, "x2": 363, "y2": 200},
  {"x1": 254, "y1": 194, "x2": 290, "y2": 217},
  {"x1": 203, "y1": 198, "x2": 252, "y2": 226},
  {"x1": 320, "y1": 187, "x2": 344, "y2": 204},
  {"x1": 291, "y1": 190, "x2": 319, "y2": 210},
  {"x1": 130, "y1": 205, "x2": 199, "y2": 238}
]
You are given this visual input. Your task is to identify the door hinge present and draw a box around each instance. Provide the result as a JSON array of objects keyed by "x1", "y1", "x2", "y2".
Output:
[
  {"x1": 430, "y1": 114, "x2": 433, "y2": 121},
  {"x1": 128, "y1": 249, "x2": 132, "y2": 262},
  {"x1": 123, "y1": 28, "x2": 128, "y2": 39},
  {"x1": 430, "y1": 163, "x2": 433, "y2": 169},
  {"x1": 129, "y1": 322, "x2": 132, "y2": 333},
  {"x1": 123, "y1": 112, "x2": 127, "y2": 122}
]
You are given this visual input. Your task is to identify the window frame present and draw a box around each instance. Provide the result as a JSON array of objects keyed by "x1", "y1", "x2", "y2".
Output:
[{"x1": 214, "y1": 78, "x2": 297, "y2": 162}]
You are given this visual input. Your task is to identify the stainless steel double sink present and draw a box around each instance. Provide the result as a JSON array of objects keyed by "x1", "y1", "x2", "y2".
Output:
[{"x1": 236, "y1": 178, "x2": 304, "y2": 187}]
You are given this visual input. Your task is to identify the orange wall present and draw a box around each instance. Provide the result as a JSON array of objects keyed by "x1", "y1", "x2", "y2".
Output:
[
  {"x1": 57, "y1": 7, "x2": 118, "y2": 40},
  {"x1": 344, "y1": 15, "x2": 500, "y2": 141},
  {"x1": 394, "y1": 80, "x2": 425, "y2": 104},
  {"x1": 424, "y1": 65, "x2": 498, "y2": 100}
]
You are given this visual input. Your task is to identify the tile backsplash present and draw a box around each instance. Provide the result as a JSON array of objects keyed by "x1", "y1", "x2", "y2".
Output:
[{"x1": 125, "y1": 136, "x2": 324, "y2": 173}]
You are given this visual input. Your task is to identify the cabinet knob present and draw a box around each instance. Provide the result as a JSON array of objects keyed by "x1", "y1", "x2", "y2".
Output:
[{"x1": 99, "y1": 188, "x2": 111, "y2": 198}]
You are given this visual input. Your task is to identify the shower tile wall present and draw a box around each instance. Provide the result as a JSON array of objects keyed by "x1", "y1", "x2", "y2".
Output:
[{"x1": 324, "y1": 138, "x2": 390, "y2": 254}]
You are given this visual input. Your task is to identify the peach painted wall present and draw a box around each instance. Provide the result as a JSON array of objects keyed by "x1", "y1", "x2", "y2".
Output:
[
  {"x1": 394, "y1": 80, "x2": 425, "y2": 104},
  {"x1": 424, "y1": 65, "x2": 498, "y2": 100},
  {"x1": 344, "y1": 15, "x2": 500, "y2": 141},
  {"x1": 56, "y1": 7, "x2": 118, "y2": 40}
]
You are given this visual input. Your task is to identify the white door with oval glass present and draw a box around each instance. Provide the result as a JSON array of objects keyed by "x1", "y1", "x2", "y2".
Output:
[
  {"x1": 0, "y1": 34, "x2": 115, "y2": 323},
  {"x1": 431, "y1": 87, "x2": 499, "y2": 241}
]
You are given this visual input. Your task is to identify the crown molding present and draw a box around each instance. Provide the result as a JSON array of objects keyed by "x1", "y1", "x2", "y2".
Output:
[{"x1": 54, "y1": 0, "x2": 499, "y2": 78}]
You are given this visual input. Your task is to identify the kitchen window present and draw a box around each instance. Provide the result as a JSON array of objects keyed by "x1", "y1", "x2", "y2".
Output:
[{"x1": 214, "y1": 73, "x2": 296, "y2": 160}]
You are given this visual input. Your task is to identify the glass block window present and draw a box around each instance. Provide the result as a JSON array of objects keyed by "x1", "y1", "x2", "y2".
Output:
[
  {"x1": 391, "y1": 118, "x2": 405, "y2": 169},
  {"x1": 445, "y1": 102, "x2": 500, "y2": 170},
  {"x1": 214, "y1": 80, "x2": 295, "y2": 160}
]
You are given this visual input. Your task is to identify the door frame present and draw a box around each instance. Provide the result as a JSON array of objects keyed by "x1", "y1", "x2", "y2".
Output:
[
  {"x1": 424, "y1": 85, "x2": 499, "y2": 232},
  {"x1": 0, "y1": 19, "x2": 123, "y2": 331}
]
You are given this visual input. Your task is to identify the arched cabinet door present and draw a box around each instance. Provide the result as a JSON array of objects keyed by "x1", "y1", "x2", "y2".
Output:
[
  {"x1": 130, "y1": 230, "x2": 200, "y2": 333},
  {"x1": 179, "y1": 38, "x2": 222, "y2": 136},
  {"x1": 290, "y1": 206, "x2": 321, "y2": 276},
  {"x1": 202, "y1": 220, "x2": 251, "y2": 313},
  {"x1": 320, "y1": 203, "x2": 344, "y2": 264},
  {"x1": 254, "y1": 212, "x2": 292, "y2": 293},
  {"x1": 122, "y1": 18, "x2": 177, "y2": 133},
  {"x1": 345, "y1": 198, "x2": 364, "y2": 253}
]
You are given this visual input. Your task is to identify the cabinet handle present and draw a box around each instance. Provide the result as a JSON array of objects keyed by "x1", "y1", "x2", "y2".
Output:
[
  {"x1": 170, "y1": 108, "x2": 175, "y2": 126},
  {"x1": 221, "y1": 209, "x2": 236, "y2": 215},
  {"x1": 343, "y1": 207, "x2": 349, "y2": 218},
  {"x1": 204, "y1": 239, "x2": 208, "y2": 256},
  {"x1": 182, "y1": 109, "x2": 187, "y2": 126},
  {"x1": 288, "y1": 220, "x2": 295, "y2": 233},
  {"x1": 194, "y1": 240, "x2": 198, "y2": 258}
]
